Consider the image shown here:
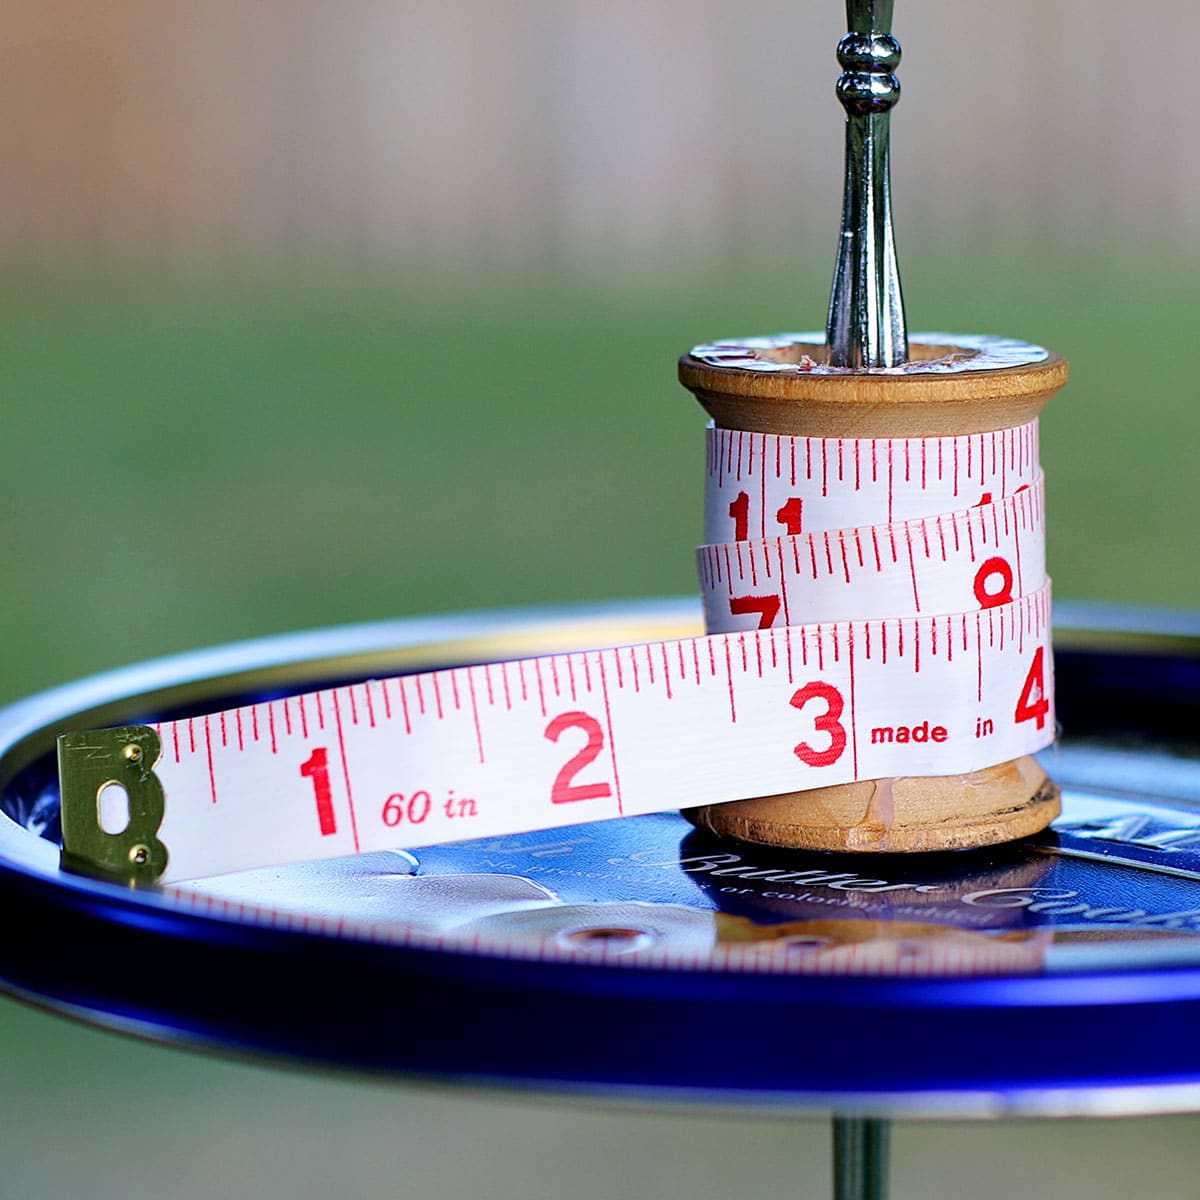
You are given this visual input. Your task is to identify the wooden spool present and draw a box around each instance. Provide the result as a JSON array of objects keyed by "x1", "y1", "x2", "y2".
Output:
[{"x1": 680, "y1": 333, "x2": 1068, "y2": 853}]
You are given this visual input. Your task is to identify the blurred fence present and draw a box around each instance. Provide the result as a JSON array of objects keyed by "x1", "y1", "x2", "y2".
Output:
[{"x1": 1, "y1": 0, "x2": 1193, "y2": 270}]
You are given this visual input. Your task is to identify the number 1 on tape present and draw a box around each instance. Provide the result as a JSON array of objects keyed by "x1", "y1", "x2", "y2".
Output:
[{"x1": 58, "y1": 587, "x2": 1054, "y2": 885}]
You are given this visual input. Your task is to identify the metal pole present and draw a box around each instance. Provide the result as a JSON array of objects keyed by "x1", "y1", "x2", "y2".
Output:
[
  {"x1": 832, "y1": 1117, "x2": 891, "y2": 1200},
  {"x1": 825, "y1": 0, "x2": 908, "y2": 368}
]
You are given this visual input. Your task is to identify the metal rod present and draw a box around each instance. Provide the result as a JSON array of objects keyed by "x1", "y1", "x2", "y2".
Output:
[
  {"x1": 825, "y1": 0, "x2": 908, "y2": 368},
  {"x1": 832, "y1": 1117, "x2": 891, "y2": 1200}
]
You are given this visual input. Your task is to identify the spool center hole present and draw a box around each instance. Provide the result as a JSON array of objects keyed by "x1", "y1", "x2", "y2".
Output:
[{"x1": 755, "y1": 339, "x2": 974, "y2": 367}]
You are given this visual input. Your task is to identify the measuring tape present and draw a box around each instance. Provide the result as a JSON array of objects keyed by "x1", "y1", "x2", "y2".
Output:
[
  {"x1": 700, "y1": 479, "x2": 1043, "y2": 629},
  {"x1": 703, "y1": 422, "x2": 1040, "y2": 541},
  {"x1": 58, "y1": 420, "x2": 1054, "y2": 885}
]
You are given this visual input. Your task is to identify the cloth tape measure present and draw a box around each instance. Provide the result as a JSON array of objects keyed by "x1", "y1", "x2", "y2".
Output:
[{"x1": 58, "y1": 417, "x2": 1054, "y2": 885}]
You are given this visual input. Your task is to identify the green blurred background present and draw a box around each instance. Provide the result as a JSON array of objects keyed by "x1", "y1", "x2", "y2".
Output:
[{"x1": 3, "y1": 2, "x2": 1200, "y2": 1197}]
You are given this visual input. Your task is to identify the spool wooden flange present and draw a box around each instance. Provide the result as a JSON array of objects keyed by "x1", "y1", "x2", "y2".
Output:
[{"x1": 680, "y1": 333, "x2": 1068, "y2": 853}]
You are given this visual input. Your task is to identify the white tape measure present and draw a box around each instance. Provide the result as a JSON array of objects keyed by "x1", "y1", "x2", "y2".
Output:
[
  {"x1": 703, "y1": 421, "x2": 1040, "y2": 541},
  {"x1": 58, "y1": 420, "x2": 1054, "y2": 885},
  {"x1": 700, "y1": 478, "x2": 1043, "y2": 629}
]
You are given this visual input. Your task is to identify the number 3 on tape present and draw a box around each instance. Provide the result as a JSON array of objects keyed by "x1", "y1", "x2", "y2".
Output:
[{"x1": 57, "y1": 587, "x2": 1054, "y2": 885}]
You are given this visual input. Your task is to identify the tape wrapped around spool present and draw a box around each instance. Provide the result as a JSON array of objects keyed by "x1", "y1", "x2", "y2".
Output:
[{"x1": 680, "y1": 332, "x2": 1068, "y2": 853}]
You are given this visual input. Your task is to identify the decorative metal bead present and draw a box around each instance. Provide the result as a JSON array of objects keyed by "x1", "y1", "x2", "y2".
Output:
[
  {"x1": 836, "y1": 72, "x2": 901, "y2": 116},
  {"x1": 836, "y1": 32, "x2": 901, "y2": 73}
]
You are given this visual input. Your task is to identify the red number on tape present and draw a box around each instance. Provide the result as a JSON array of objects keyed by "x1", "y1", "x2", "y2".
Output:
[
  {"x1": 1014, "y1": 646, "x2": 1050, "y2": 731},
  {"x1": 729, "y1": 491, "x2": 750, "y2": 541},
  {"x1": 790, "y1": 681, "x2": 847, "y2": 768},
  {"x1": 299, "y1": 747, "x2": 337, "y2": 836},
  {"x1": 382, "y1": 790, "x2": 432, "y2": 827},
  {"x1": 544, "y1": 712, "x2": 614, "y2": 805},
  {"x1": 729, "y1": 594, "x2": 781, "y2": 629},
  {"x1": 776, "y1": 497, "x2": 803, "y2": 536},
  {"x1": 973, "y1": 556, "x2": 1015, "y2": 609}
]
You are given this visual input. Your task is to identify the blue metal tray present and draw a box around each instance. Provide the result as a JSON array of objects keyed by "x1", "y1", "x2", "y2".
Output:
[{"x1": 1, "y1": 598, "x2": 1199, "y2": 1116}]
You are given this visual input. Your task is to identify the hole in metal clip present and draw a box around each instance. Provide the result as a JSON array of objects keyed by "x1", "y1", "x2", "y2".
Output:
[
  {"x1": 558, "y1": 926, "x2": 656, "y2": 953},
  {"x1": 97, "y1": 782, "x2": 130, "y2": 836}
]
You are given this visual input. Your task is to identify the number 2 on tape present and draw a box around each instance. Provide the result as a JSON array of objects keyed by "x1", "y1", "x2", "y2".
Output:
[{"x1": 544, "y1": 711, "x2": 614, "y2": 805}]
